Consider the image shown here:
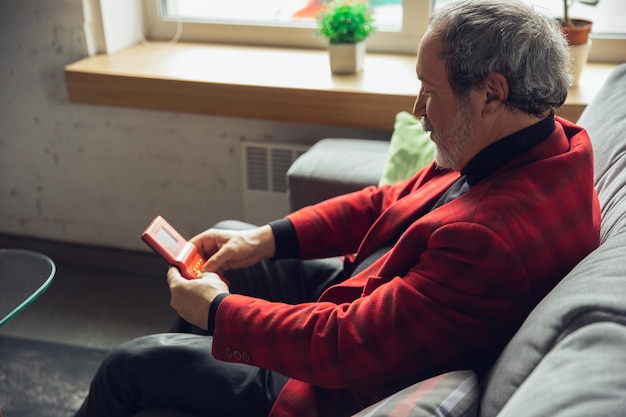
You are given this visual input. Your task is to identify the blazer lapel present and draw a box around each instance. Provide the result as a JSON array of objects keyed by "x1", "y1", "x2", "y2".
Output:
[{"x1": 354, "y1": 171, "x2": 459, "y2": 264}]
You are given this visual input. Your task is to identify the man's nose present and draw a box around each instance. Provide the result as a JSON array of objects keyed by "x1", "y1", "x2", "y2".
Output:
[{"x1": 412, "y1": 94, "x2": 426, "y2": 119}]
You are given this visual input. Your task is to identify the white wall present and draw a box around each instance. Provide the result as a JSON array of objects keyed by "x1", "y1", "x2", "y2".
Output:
[{"x1": 0, "y1": 0, "x2": 390, "y2": 251}]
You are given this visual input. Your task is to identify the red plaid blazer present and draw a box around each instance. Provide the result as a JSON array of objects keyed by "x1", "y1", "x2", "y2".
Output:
[{"x1": 212, "y1": 117, "x2": 600, "y2": 417}]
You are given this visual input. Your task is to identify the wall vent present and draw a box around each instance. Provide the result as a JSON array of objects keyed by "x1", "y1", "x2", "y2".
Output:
[{"x1": 242, "y1": 141, "x2": 309, "y2": 224}]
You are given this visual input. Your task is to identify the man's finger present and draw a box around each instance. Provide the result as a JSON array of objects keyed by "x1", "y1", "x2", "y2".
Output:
[
  {"x1": 203, "y1": 250, "x2": 230, "y2": 273},
  {"x1": 167, "y1": 266, "x2": 185, "y2": 285}
]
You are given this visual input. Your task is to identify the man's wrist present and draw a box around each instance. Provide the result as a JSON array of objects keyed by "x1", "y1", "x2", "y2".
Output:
[{"x1": 255, "y1": 224, "x2": 277, "y2": 259}]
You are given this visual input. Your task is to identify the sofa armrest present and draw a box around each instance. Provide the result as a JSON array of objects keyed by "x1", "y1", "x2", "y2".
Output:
[{"x1": 286, "y1": 138, "x2": 389, "y2": 212}]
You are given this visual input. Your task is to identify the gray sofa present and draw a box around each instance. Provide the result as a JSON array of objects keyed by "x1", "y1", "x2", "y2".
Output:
[{"x1": 138, "y1": 63, "x2": 626, "y2": 416}]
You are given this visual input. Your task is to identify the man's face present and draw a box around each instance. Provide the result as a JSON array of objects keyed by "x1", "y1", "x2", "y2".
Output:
[{"x1": 413, "y1": 31, "x2": 477, "y2": 171}]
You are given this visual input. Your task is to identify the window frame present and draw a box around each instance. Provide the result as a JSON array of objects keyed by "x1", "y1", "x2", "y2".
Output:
[{"x1": 90, "y1": 0, "x2": 624, "y2": 61}]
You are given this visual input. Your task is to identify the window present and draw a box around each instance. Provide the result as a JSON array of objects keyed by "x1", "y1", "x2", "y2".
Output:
[
  {"x1": 142, "y1": 0, "x2": 625, "y2": 61},
  {"x1": 161, "y1": 0, "x2": 403, "y2": 29},
  {"x1": 142, "y1": 0, "x2": 430, "y2": 53}
]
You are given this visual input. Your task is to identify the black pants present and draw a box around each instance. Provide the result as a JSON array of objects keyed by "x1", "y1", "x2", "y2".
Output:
[{"x1": 75, "y1": 223, "x2": 345, "y2": 417}]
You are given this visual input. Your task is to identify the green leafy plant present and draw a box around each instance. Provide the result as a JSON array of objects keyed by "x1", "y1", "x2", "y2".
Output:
[
  {"x1": 562, "y1": 0, "x2": 599, "y2": 27},
  {"x1": 316, "y1": 0, "x2": 376, "y2": 44}
]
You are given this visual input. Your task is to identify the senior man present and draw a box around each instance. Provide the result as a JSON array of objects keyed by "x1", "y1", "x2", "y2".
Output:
[{"x1": 76, "y1": 1, "x2": 600, "y2": 416}]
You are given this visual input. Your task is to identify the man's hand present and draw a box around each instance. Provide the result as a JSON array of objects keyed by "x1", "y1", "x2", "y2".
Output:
[
  {"x1": 167, "y1": 267, "x2": 229, "y2": 330},
  {"x1": 190, "y1": 224, "x2": 276, "y2": 274}
]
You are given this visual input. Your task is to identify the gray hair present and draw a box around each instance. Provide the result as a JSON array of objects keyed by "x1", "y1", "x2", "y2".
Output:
[{"x1": 429, "y1": 0, "x2": 572, "y2": 116}]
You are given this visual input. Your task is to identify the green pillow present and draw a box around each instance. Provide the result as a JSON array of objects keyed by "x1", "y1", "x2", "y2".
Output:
[{"x1": 378, "y1": 111, "x2": 435, "y2": 186}]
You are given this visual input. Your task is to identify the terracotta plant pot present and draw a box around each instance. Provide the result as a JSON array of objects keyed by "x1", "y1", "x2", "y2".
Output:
[{"x1": 560, "y1": 18, "x2": 593, "y2": 46}]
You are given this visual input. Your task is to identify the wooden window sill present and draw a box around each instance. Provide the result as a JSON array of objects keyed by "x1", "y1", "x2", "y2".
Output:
[{"x1": 64, "y1": 42, "x2": 617, "y2": 131}]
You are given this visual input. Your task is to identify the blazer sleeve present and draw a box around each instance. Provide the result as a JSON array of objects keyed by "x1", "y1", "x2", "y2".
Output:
[
  {"x1": 211, "y1": 221, "x2": 529, "y2": 389},
  {"x1": 284, "y1": 164, "x2": 452, "y2": 260}
]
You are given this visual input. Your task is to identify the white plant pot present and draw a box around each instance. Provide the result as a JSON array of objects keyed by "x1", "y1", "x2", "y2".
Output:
[
  {"x1": 328, "y1": 42, "x2": 366, "y2": 75},
  {"x1": 569, "y1": 40, "x2": 592, "y2": 88}
]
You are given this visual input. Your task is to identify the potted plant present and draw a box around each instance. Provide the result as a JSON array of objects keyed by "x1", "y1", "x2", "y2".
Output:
[
  {"x1": 559, "y1": 0, "x2": 599, "y2": 86},
  {"x1": 316, "y1": 0, "x2": 376, "y2": 74},
  {"x1": 560, "y1": 0, "x2": 598, "y2": 45}
]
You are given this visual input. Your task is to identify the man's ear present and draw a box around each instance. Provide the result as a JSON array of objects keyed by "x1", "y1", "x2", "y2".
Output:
[{"x1": 483, "y1": 72, "x2": 509, "y2": 116}]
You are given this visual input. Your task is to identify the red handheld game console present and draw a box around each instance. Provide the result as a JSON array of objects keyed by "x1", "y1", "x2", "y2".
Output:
[{"x1": 142, "y1": 216, "x2": 205, "y2": 280}]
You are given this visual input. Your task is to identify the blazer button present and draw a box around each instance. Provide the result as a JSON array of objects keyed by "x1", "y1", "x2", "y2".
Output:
[
  {"x1": 226, "y1": 348, "x2": 233, "y2": 358},
  {"x1": 234, "y1": 350, "x2": 242, "y2": 361},
  {"x1": 242, "y1": 352, "x2": 250, "y2": 362}
]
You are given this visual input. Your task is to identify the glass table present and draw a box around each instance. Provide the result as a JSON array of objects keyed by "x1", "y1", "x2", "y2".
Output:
[{"x1": 0, "y1": 249, "x2": 56, "y2": 327}]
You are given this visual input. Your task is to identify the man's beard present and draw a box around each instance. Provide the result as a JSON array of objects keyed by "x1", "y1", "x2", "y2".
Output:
[{"x1": 422, "y1": 100, "x2": 476, "y2": 171}]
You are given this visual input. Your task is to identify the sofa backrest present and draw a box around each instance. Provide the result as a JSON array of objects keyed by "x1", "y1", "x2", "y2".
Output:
[
  {"x1": 580, "y1": 64, "x2": 626, "y2": 242},
  {"x1": 480, "y1": 63, "x2": 626, "y2": 417}
]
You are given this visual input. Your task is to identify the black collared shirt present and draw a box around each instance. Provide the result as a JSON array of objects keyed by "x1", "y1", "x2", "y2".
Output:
[{"x1": 431, "y1": 114, "x2": 555, "y2": 209}]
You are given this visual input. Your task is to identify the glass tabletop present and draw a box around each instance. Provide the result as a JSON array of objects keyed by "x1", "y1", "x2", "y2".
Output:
[{"x1": 0, "y1": 249, "x2": 56, "y2": 327}]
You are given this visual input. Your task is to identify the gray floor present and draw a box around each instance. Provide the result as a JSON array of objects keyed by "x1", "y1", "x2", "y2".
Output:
[{"x1": 0, "y1": 234, "x2": 177, "y2": 350}]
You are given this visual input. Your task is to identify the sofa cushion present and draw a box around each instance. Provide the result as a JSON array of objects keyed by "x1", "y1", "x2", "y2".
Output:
[
  {"x1": 494, "y1": 320, "x2": 626, "y2": 417},
  {"x1": 378, "y1": 111, "x2": 435, "y2": 186},
  {"x1": 286, "y1": 138, "x2": 389, "y2": 211},
  {"x1": 353, "y1": 370, "x2": 478, "y2": 417}
]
